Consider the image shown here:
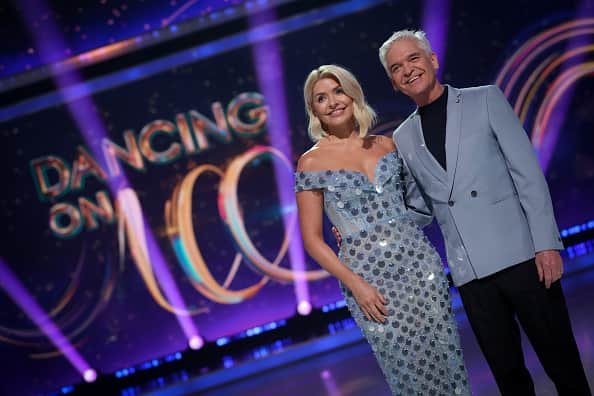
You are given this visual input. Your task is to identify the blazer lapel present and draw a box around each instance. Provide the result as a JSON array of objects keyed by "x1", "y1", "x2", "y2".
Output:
[
  {"x1": 409, "y1": 111, "x2": 448, "y2": 185},
  {"x1": 445, "y1": 85, "x2": 462, "y2": 195}
]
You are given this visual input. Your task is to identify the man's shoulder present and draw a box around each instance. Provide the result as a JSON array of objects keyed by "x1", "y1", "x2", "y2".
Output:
[
  {"x1": 456, "y1": 84, "x2": 496, "y2": 96},
  {"x1": 393, "y1": 111, "x2": 417, "y2": 139}
]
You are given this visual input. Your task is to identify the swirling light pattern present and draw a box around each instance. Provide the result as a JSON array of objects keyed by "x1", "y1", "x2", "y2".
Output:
[
  {"x1": 166, "y1": 146, "x2": 329, "y2": 305},
  {"x1": 219, "y1": 146, "x2": 328, "y2": 284},
  {"x1": 166, "y1": 164, "x2": 270, "y2": 304},
  {"x1": 495, "y1": 18, "x2": 594, "y2": 172},
  {"x1": 117, "y1": 188, "x2": 209, "y2": 317},
  {"x1": 0, "y1": 245, "x2": 116, "y2": 351},
  {"x1": 0, "y1": 257, "x2": 96, "y2": 380}
]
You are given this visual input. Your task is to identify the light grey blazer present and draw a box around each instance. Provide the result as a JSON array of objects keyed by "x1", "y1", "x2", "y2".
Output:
[{"x1": 394, "y1": 84, "x2": 563, "y2": 286}]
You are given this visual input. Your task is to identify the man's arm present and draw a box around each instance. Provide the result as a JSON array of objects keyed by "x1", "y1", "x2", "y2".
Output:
[
  {"x1": 398, "y1": 150, "x2": 434, "y2": 228},
  {"x1": 486, "y1": 85, "x2": 564, "y2": 287}
]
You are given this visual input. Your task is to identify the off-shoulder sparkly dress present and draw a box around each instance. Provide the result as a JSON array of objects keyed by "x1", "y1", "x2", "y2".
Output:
[{"x1": 295, "y1": 150, "x2": 471, "y2": 396}]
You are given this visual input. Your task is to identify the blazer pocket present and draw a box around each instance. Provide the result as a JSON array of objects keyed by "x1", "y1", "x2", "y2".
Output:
[{"x1": 490, "y1": 191, "x2": 518, "y2": 205}]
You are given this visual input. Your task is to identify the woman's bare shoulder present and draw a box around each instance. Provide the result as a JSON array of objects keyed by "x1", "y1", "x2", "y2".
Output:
[
  {"x1": 297, "y1": 144, "x2": 324, "y2": 172},
  {"x1": 297, "y1": 141, "x2": 344, "y2": 172}
]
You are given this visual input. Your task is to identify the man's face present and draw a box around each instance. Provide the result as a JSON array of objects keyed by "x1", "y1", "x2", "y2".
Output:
[{"x1": 385, "y1": 38, "x2": 439, "y2": 104}]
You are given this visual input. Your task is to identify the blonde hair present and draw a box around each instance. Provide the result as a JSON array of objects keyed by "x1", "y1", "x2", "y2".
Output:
[
  {"x1": 303, "y1": 64, "x2": 377, "y2": 142},
  {"x1": 379, "y1": 29, "x2": 433, "y2": 75}
]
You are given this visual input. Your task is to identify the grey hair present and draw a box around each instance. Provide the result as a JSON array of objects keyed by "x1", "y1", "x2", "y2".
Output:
[
  {"x1": 378, "y1": 29, "x2": 433, "y2": 75},
  {"x1": 303, "y1": 64, "x2": 377, "y2": 142}
]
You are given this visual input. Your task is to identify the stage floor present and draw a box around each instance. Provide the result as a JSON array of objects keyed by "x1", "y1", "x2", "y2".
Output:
[{"x1": 149, "y1": 251, "x2": 594, "y2": 396}]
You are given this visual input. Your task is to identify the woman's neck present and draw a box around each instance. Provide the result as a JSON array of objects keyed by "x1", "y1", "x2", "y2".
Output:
[{"x1": 326, "y1": 127, "x2": 357, "y2": 141}]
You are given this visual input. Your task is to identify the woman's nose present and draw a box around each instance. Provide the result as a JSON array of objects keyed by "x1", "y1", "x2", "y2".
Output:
[{"x1": 327, "y1": 96, "x2": 337, "y2": 108}]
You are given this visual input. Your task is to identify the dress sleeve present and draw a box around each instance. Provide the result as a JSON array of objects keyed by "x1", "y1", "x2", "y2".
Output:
[{"x1": 294, "y1": 171, "x2": 327, "y2": 192}]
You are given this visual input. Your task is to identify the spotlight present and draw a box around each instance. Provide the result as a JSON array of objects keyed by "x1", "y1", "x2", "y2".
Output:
[
  {"x1": 297, "y1": 300, "x2": 312, "y2": 316},
  {"x1": 189, "y1": 335, "x2": 204, "y2": 350},
  {"x1": 83, "y1": 368, "x2": 97, "y2": 383}
]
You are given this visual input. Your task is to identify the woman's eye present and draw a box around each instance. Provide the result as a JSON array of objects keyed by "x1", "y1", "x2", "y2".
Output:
[{"x1": 316, "y1": 96, "x2": 325, "y2": 103}]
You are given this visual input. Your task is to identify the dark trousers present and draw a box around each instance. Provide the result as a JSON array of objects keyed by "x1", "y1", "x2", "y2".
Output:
[{"x1": 458, "y1": 259, "x2": 591, "y2": 396}]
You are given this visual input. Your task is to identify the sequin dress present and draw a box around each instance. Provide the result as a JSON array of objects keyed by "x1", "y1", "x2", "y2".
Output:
[{"x1": 295, "y1": 151, "x2": 471, "y2": 396}]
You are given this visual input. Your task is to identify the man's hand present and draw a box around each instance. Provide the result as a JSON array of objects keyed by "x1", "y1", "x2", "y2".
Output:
[
  {"x1": 331, "y1": 226, "x2": 342, "y2": 248},
  {"x1": 535, "y1": 250, "x2": 564, "y2": 289}
]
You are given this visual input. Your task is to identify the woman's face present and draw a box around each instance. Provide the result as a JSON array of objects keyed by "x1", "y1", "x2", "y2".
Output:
[{"x1": 311, "y1": 77, "x2": 354, "y2": 132}]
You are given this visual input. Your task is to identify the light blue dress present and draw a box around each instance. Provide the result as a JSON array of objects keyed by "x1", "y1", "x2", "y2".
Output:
[{"x1": 295, "y1": 150, "x2": 471, "y2": 396}]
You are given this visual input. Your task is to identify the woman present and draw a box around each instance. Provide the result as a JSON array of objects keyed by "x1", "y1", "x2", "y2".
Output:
[{"x1": 295, "y1": 64, "x2": 471, "y2": 396}]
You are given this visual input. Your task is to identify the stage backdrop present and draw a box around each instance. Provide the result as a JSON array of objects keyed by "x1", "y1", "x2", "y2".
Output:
[{"x1": 1, "y1": 1, "x2": 593, "y2": 395}]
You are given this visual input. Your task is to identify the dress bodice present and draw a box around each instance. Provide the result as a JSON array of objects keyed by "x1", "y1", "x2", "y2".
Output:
[{"x1": 295, "y1": 151, "x2": 410, "y2": 238}]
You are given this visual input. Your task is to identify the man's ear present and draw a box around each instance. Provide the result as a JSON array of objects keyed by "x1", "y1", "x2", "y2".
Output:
[{"x1": 431, "y1": 52, "x2": 439, "y2": 70}]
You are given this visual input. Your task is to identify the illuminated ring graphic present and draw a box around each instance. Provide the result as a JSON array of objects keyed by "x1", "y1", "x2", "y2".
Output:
[
  {"x1": 219, "y1": 146, "x2": 327, "y2": 283},
  {"x1": 166, "y1": 165, "x2": 270, "y2": 304},
  {"x1": 495, "y1": 18, "x2": 594, "y2": 152},
  {"x1": 167, "y1": 146, "x2": 328, "y2": 304},
  {"x1": 117, "y1": 188, "x2": 208, "y2": 315},
  {"x1": 0, "y1": 244, "x2": 119, "y2": 357}
]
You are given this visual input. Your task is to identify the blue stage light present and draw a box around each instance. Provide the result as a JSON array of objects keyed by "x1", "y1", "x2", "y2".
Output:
[
  {"x1": 223, "y1": 356, "x2": 234, "y2": 368},
  {"x1": 164, "y1": 354, "x2": 176, "y2": 362},
  {"x1": 140, "y1": 362, "x2": 153, "y2": 370}
]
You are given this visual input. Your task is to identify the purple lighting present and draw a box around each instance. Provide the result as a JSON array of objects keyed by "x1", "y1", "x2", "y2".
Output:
[
  {"x1": 320, "y1": 369, "x2": 341, "y2": 396},
  {"x1": 0, "y1": 257, "x2": 94, "y2": 378},
  {"x1": 421, "y1": 0, "x2": 450, "y2": 79},
  {"x1": 248, "y1": 10, "x2": 311, "y2": 309},
  {"x1": 15, "y1": 0, "x2": 202, "y2": 354}
]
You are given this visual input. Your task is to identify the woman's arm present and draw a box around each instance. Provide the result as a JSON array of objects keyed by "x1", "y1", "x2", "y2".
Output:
[{"x1": 295, "y1": 181, "x2": 388, "y2": 323}]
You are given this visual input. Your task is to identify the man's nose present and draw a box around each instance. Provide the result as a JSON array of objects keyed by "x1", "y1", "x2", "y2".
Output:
[{"x1": 403, "y1": 63, "x2": 413, "y2": 76}]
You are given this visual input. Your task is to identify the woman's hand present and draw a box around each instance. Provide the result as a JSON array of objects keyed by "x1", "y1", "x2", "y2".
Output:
[
  {"x1": 331, "y1": 226, "x2": 342, "y2": 248},
  {"x1": 350, "y1": 277, "x2": 388, "y2": 323}
]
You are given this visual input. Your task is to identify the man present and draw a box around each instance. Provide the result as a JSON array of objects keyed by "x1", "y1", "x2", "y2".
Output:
[{"x1": 378, "y1": 29, "x2": 591, "y2": 396}]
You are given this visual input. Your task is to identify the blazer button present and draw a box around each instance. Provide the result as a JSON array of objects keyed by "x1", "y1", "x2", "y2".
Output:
[
  {"x1": 448, "y1": 200, "x2": 455, "y2": 207},
  {"x1": 471, "y1": 190, "x2": 478, "y2": 197}
]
